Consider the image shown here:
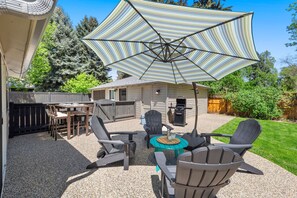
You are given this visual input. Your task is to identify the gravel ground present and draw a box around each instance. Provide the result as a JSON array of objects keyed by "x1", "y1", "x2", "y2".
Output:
[{"x1": 3, "y1": 114, "x2": 297, "y2": 198}]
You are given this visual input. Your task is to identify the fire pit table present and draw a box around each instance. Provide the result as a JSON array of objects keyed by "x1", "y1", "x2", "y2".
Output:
[{"x1": 150, "y1": 135, "x2": 188, "y2": 158}]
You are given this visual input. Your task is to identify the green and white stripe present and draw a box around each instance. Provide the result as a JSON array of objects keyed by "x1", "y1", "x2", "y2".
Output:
[{"x1": 83, "y1": 0, "x2": 259, "y2": 84}]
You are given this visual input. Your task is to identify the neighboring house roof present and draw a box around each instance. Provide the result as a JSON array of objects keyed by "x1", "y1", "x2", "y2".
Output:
[
  {"x1": 0, "y1": 0, "x2": 57, "y2": 77},
  {"x1": 91, "y1": 76, "x2": 210, "y2": 90}
]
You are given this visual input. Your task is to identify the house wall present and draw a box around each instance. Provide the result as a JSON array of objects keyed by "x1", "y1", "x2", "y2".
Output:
[
  {"x1": 0, "y1": 51, "x2": 8, "y2": 188},
  {"x1": 92, "y1": 83, "x2": 208, "y2": 123},
  {"x1": 167, "y1": 84, "x2": 208, "y2": 119}
]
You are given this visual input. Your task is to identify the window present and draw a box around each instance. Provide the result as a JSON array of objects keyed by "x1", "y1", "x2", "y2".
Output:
[
  {"x1": 119, "y1": 88, "x2": 127, "y2": 101},
  {"x1": 109, "y1": 90, "x2": 115, "y2": 100}
]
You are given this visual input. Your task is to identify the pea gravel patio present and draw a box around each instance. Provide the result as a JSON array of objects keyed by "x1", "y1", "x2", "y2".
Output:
[{"x1": 3, "y1": 114, "x2": 297, "y2": 198}]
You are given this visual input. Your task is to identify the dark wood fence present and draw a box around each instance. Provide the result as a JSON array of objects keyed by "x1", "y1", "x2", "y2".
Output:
[
  {"x1": 9, "y1": 101, "x2": 136, "y2": 137},
  {"x1": 9, "y1": 103, "x2": 49, "y2": 138}
]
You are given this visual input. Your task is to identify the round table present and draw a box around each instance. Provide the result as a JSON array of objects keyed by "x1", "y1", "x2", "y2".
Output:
[{"x1": 150, "y1": 136, "x2": 188, "y2": 158}]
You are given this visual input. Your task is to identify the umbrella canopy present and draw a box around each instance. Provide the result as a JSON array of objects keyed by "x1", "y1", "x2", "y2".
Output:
[{"x1": 83, "y1": 0, "x2": 259, "y2": 84}]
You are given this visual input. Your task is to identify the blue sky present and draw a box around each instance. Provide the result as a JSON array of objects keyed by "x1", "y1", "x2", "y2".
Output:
[{"x1": 58, "y1": 0, "x2": 296, "y2": 79}]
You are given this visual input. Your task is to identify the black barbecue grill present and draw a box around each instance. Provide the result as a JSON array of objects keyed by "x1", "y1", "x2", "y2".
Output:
[{"x1": 170, "y1": 97, "x2": 192, "y2": 126}]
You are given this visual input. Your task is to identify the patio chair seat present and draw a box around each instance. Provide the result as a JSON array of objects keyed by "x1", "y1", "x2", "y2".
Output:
[{"x1": 87, "y1": 114, "x2": 137, "y2": 170}]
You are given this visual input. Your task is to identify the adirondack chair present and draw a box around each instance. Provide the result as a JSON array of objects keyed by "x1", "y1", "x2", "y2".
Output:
[
  {"x1": 87, "y1": 115, "x2": 137, "y2": 170},
  {"x1": 201, "y1": 119, "x2": 262, "y2": 175},
  {"x1": 155, "y1": 146, "x2": 243, "y2": 198},
  {"x1": 144, "y1": 110, "x2": 173, "y2": 148}
]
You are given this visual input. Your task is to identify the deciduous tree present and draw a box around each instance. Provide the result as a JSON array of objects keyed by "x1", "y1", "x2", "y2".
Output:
[{"x1": 61, "y1": 73, "x2": 100, "y2": 93}]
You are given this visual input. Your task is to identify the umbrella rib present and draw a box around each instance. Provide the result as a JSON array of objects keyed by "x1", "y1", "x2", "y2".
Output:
[
  {"x1": 171, "y1": 45, "x2": 259, "y2": 62},
  {"x1": 167, "y1": 38, "x2": 186, "y2": 60},
  {"x1": 83, "y1": 38, "x2": 162, "y2": 45},
  {"x1": 170, "y1": 62, "x2": 177, "y2": 84},
  {"x1": 104, "y1": 44, "x2": 162, "y2": 68},
  {"x1": 173, "y1": 61, "x2": 187, "y2": 83},
  {"x1": 126, "y1": 0, "x2": 167, "y2": 43},
  {"x1": 170, "y1": 12, "x2": 253, "y2": 44},
  {"x1": 168, "y1": 45, "x2": 217, "y2": 81},
  {"x1": 140, "y1": 46, "x2": 166, "y2": 79},
  {"x1": 168, "y1": 48, "x2": 196, "y2": 62},
  {"x1": 143, "y1": 43, "x2": 164, "y2": 61}
]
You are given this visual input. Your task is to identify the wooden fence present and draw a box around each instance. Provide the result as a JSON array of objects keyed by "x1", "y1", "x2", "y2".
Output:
[
  {"x1": 9, "y1": 103, "x2": 49, "y2": 137},
  {"x1": 208, "y1": 97, "x2": 297, "y2": 120},
  {"x1": 9, "y1": 92, "x2": 90, "y2": 103},
  {"x1": 93, "y1": 100, "x2": 136, "y2": 123},
  {"x1": 9, "y1": 101, "x2": 136, "y2": 137}
]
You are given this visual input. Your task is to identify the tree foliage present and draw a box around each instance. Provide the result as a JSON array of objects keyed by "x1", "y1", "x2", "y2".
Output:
[
  {"x1": 61, "y1": 73, "x2": 100, "y2": 94},
  {"x1": 202, "y1": 71, "x2": 244, "y2": 95},
  {"x1": 193, "y1": 0, "x2": 231, "y2": 10},
  {"x1": 76, "y1": 16, "x2": 110, "y2": 82},
  {"x1": 43, "y1": 7, "x2": 82, "y2": 91},
  {"x1": 150, "y1": 0, "x2": 231, "y2": 10},
  {"x1": 225, "y1": 87, "x2": 282, "y2": 120},
  {"x1": 117, "y1": 71, "x2": 131, "y2": 80},
  {"x1": 279, "y1": 63, "x2": 297, "y2": 91},
  {"x1": 286, "y1": 1, "x2": 297, "y2": 49},
  {"x1": 26, "y1": 23, "x2": 56, "y2": 90},
  {"x1": 242, "y1": 51, "x2": 278, "y2": 88}
]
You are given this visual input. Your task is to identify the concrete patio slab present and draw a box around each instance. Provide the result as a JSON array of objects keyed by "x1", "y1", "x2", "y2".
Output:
[{"x1": 3, "y1": 114, "x2": 297, "y2": 198}]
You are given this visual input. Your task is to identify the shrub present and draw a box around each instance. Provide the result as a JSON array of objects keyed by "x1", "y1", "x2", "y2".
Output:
[{"x1": 225, "y1": 87, "x2": 282, "y2": 120}]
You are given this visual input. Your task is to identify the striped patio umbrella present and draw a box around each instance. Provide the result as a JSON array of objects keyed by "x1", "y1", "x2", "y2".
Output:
[
  {"x1": 83, "y1": 0, "x2": 259, "y2": 84},
  {"x1": 83, "y1": 0, "x2": 259, "y2": 148}
]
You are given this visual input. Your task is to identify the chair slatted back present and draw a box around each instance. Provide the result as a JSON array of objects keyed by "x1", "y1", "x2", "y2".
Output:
[
  {"x1": 230, "y1": 119, "x2": 261, "y2": 155},
  {"x1": 144, "y1": 110, "x2": 162, "y2": 134},
  {"x1": 90, "y1": 116, "x2": 113, "y2": 153},
  {"x1": 174, "y1": 146, "x2": 243, "y2": 198}
]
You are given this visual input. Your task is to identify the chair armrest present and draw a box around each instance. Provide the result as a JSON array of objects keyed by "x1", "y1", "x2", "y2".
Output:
[
  {"x1": 98, "y1": 140, "x2": 125, "y2": 145},
  {"x1": 109, "y1": 132, "x2": 137, "y2": 141},
  {"x1": 200, "y1": 133, "x2": 232, "y2": 138},
  {"x1": 155, "y1": 152, "x2": 175, "y2": 183},
  {"x1": 201, "y1": 133, "x2": 232, "y2": 144},
  {"x1": 162, "y1": 124, "x2": 174, "y2": 131},
  {"x1": 109, "y1": 132, "x2": 137, "y2": 135},
  {"x1": 213, "y1": 143, "x2": 252, "y2": 150}
]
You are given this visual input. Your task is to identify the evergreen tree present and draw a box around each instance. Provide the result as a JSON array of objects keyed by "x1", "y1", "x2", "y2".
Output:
[
  {"x1": 44, "y1": 7, "x2": 82, "y2": 91},
  {"x1": 117, "y1": 71, "x2": 131, "y2": 80},
  {"x1": 76, "y1": 16, "x2": 110, "y2": 82}
]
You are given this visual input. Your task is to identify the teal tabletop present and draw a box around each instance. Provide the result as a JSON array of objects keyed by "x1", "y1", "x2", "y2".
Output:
[{"x1": 150, "y1": 136, "x2": 188, "y2": 150}]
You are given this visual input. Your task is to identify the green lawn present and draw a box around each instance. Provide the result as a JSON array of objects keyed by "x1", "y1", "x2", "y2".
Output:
[{"x1": 213, "y1": 117, "x2": 297, "y2": 175}]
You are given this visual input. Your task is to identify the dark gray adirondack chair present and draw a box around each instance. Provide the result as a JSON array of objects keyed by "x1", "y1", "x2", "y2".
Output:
[
  {"x1": 144, "y1": 110, "x2": 173, "y2": 148},
  {"x1": 86, "y1": 116, "x2": 137, "y2": 170},
  {"x1": 201, "y1": 119, "x2": 262, "y2": 175},
  {"x1": 155, "y1": 146, "x2": 243, "y2": 198}
]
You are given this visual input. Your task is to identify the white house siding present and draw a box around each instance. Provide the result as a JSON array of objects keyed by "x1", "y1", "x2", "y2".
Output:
[
  {"x1": 151, "y1": 83, "x2": 167, "y2": 122},
  {"x1": 167, "y1": 84, "x2": 208, "y2": 119},
  {"x1": 127, "y1": 86, "x2": 142, "y2": 101}
]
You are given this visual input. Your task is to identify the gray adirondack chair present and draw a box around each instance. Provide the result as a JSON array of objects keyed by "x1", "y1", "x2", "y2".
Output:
[
  {"x1": 201, "y1": 119, "x2": 262, "y2": 175},
  {"x1": 144, "y1": 110, "x2": 173, "y2": 148},
  {"x1": 86, "y1": 116, "x2": 137, "y2": 170},
  {"x1": 155, "y1": 146, "x2": 243, "y2": 198}
]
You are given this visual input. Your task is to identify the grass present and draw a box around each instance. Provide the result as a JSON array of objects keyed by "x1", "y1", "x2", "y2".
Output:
[{"x1": 213, "y1": 117, "x2": 297, "y2": 176}]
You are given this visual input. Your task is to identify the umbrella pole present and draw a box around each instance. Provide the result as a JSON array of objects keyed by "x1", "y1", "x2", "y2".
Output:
[{"x1": 191, "y1": 82, "x2": 198, "y2": 137}]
